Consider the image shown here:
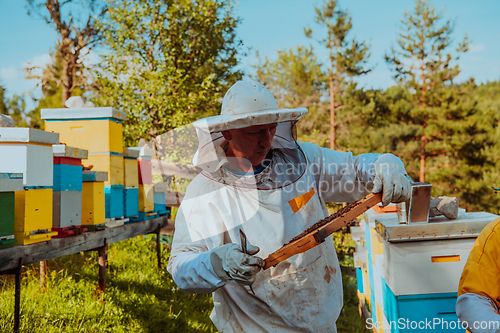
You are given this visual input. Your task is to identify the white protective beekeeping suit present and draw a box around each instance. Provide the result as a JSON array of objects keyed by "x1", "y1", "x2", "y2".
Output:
[{"x1": 167, "y1": 79, "x2": 409, "y2": 333}]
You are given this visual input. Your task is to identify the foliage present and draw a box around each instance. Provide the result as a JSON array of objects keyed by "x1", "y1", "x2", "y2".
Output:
[
  {"x1": 5, "y1": 94, "x2": 30, "y2": 127},
  {"x1": 0, "y1": 84, "x2": 38, "y2": 128},
  {"x1": 0, "y1": 236, "x2": 216, "y2": 332},
  {"x1": 28, "y1": 50, "x2": 88, "y2": 130},
  {"x1": 253, "y1": 46, "x2": 329, "y2": 146},
  {"x1": 0, "y1": 85, "x2": 7, "y2": 115},
  {"x1": 305, "y1": 0, "x2": 371, "y2": 149},
  {"x1": 337, "y1": 274, "x2": 370, "y2": 333},
  {"x1": 94, "y1": 0, "x2": 243, "y2": 146},
  {"x1": 25, "y1": 0, "x2": 107, "y2": 104},
  {"x1": 384, "y1": 0, "x2": 470, "y2": 182}
]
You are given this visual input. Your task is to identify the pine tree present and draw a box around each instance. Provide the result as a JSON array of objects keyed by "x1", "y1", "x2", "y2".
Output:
[
  {"x1": 385, "y1": 0, "x2": 470, "y2": 182},
  {"x1": 253, "y1": 46, "x2": 329, "y2": 146},
  {"x1": 304, "y1": 0, "x2": 370, "y2": 150}
]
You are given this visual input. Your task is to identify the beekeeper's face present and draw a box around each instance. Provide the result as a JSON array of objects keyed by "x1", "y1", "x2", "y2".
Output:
[{"x1": 222, "y1": 123, "x2": 278, "y2": 167}]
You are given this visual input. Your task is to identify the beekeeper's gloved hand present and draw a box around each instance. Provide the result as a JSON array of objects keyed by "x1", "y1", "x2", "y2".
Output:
[
  {"x1": 210, "y1": 243, "x2": 265, "y2": 286},
  {"x1": 373, "y1": 154, "x2": 411, "y2": 206}
]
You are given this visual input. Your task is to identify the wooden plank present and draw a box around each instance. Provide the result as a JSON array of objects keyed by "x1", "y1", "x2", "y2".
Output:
[
  {"x1": 0, "y1": 216, "x2": 169, "y2": 273},
  {"x1": 263, "y1": 193, "x2": 382, "y2": 269}
]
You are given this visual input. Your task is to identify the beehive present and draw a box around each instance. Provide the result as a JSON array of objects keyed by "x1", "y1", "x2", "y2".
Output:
[
  {"x1": 14, "y1": 188, "x2": 57, "y2": 245},
  {"x1": 356, "y1": 209, "x2": 499, "y2": 332},
  {"x1": 83, "y1": 153, "x2": 124, "y2": 186},
  {"x1": 124, "y1": 187, "x2": 139, "y2": 218},
  {"x1": 41, "y1": 107, "x2": 126, "y2": 154},
  {"x1": 123, "y1": 147, "x2": 140, "y2": 187},
  {"x1": 81, "y1": 171, "x2": 107, "y2": 227},
  {"x1": 51, "y1": 145, "x2": 88, "y2": 237},
  {"x1": 105, "y1": 185, "x2": 124, "y2": 218},
  {"x1": 128, "y1": 147, "x2": 155, "y2": 185},
  {"x1": 0, "y1": 128, "x2": 59, "y2": 187},
  {"x1": 0, "y1": 173, "x2": 23, "y2": 248},
  {"x1": 52, "y1": 144, "x2": 87, "y2": 191}
]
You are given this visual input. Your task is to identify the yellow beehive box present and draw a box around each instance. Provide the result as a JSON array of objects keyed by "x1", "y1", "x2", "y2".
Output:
[
  {"x1": 14, "y1": 188, "x2": 57, "y2": 245},
  {"x1": 82, "y1": 182, "x2": 106, "y2": 226},
  {"x1": 139, "y1": 184, "x2": 154, "y2": 212},
  {"x1": 45, "y1": 119, "x2": 123, "y2": 154},
  {"x1": 83, "y1": 154, "x2": 124, "y2": 186},
  {"x1": 124, "y1": 158, "x2": 138, "y2": 187},
  {"x1": 14, "y1": 188, "x2": 53, "y2": 232},
  {"x1": 123, "y1": 147, "x2": 140, "y2": 187}
]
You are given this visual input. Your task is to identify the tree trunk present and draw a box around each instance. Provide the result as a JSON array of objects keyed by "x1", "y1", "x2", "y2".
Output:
[
  {"x1": 420, "y1": 136, "x2": 426, "y2": 182},
  {"x1": 61, "y1": 57, "x2": 70, "y2": 107}
]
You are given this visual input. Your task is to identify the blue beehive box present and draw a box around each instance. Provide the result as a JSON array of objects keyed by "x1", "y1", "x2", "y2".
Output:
[
  {"x1": 105, "y1": 185, "x2": 124, "y2": 218},
  {"x1": 124, "y1": 187, "x2": 139, "y2": 218},
  {"x1": 53, "y1": 164, "x2": 83, "y2": 191}
]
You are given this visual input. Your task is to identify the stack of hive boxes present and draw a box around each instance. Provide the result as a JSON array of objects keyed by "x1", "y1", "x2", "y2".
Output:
[
  {"x1": 123, "y1": 147, "x2": 139, "y2": 218},
  {"x1": 0, "y1": 128, "x2": 59, "y2": 245},
  {"x1": 354, "y1": 208, "x2": 500, "y2": 333},
  {"x1": 128, "y1": 146, "x2": 156, "y2": 221},
  {"x1": 52, "y1": 144, "x2": 88, "y2": 237},
  {"x1": 82, "y1": 171, "x2": 108, "y2": 231},
  {"x1": 41, "y1": 107, "x2": 127, "y2": 220},
  {"x1": 0, "y1": 173, "x2": 23, "y2": 248}
]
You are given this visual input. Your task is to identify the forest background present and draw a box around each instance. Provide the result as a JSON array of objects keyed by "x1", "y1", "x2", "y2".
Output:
[{"x1": 1, "y1": 0, "x2": 500, "y2": 213}]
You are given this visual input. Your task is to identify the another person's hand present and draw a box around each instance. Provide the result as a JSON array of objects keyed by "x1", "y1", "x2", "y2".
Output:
[
  {"x1": 373, "y1": 154, "x2": 411, "y2": 206},
  {"x1": 210, "y1": 243, "x2": 265, "y2": 286}
]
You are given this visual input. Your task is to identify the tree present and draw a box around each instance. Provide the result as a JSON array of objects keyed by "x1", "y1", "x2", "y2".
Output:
[
  {"x1": 253, "y1": 46, "x2": 329, "y2": 146},
  {"x1": 94, "y1": 0, "x2": 242, "y2": 145},
  {"x1": 0, "y1": 85, "x2": 8, "y2": 115},
  {"x1": 385, "y1": 0, "x2": 469, "y2": 182},
  {"x1": 26, "y1": 0, "x2": 107, "y2": 105},
  {"x1": 304, "y1": 0, "x2": 371, "y2": 150}
]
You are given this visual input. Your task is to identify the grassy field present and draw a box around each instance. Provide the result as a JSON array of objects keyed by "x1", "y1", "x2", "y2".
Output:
[{"x1": 0, "y1": 235, "x2": 368, "y2": 332}]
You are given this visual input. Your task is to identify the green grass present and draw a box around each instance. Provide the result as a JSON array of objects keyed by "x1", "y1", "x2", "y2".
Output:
[
  {"x1": 0, "y1": 234, "x2": 367, "y2": 333},
  {"x1": 0, "y1": 236, "x2": 216, "y2": 333}
]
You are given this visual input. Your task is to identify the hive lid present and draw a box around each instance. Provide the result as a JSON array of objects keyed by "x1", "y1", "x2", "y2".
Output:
[
  {"x1": 0, "y1": 173, "x2": 23, "y2": 192},
  {"x1": 82, "y1": 171, "x2": 108, "y2": 182},
  {"x1": 373, "y1": 211, "x2": 499, "y2": 242},
  {"x1": 41, "y1": 107, "x2": 127, "y2": 121},
  {"x1": 0, "y1": 128, "x2": 59, "y2": 144},
  {"x1": 123, "y1": 147, "x2": 141, "y2": 158},
  {"x1": 53, "y1": 144, "x2": 88, "y2": 159}
]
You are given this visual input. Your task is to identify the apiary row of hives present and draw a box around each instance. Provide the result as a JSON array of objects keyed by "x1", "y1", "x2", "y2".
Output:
[
  {"x1": 0, "y1": 107, "x2": 170, "y2": 247},
  {"x1": 352, "y1": 204, "x2": 499, "y2": 333}
]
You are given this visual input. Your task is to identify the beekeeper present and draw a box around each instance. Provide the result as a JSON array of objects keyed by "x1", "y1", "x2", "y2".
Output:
[
  {"x1": 167, "y1": 79, "x2": 411, "y2": 332},
  {"x1": 456, "y1": 217, "x2": 500, "y2": 333}
]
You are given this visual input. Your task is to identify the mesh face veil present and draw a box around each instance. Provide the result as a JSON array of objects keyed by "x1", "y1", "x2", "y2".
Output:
[{"x1": 192, "y1": 120, "x2": 308, "y2": 190}]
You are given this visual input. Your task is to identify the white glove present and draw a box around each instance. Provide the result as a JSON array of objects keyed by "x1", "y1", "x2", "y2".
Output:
[
  {"x1": 372, "y1": 154, "x2": 411, "y2": 206},
  {"x1": 210, "y1": 243, "x2": 265, "y2": 286}
]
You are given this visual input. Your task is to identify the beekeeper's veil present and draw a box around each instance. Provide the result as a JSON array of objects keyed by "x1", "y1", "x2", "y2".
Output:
[{"x1": 192, "y1": 79, "x2": 308, "y2": 190}]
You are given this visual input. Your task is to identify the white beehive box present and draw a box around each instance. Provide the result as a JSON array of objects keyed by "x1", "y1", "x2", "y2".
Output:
[{"x1": 0, "y1": 128, "x2": 59, "y2": 187}]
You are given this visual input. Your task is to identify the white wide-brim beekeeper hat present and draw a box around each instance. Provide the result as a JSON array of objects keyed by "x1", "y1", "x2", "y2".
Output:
[{"x1": 193, "y1": 78, "x2": 307, "y2": 133}]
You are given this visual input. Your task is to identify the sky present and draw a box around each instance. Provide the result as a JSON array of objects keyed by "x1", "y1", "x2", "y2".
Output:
[{"x1": 1, "y1": 0, "x2": 499, "y2": 110}]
